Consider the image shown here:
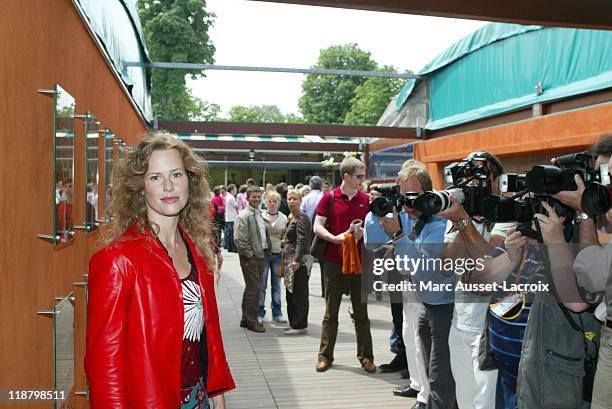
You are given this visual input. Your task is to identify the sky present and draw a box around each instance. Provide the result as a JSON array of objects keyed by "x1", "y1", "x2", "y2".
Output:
[{"x1": 188, "y1": 0, "x2": 489, "y2": 117}]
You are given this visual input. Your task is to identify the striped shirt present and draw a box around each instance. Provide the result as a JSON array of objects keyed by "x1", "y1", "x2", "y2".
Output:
[{"x1": 487, "y1": 244, "x2": 546, "y2": 383}]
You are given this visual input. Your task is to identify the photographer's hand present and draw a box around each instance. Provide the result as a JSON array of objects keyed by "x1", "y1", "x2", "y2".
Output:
[
  {"x1": 552, "y1": 174, "x2": 585, "y2": 211},
  {"x1": 534, "y1": 201, "x2": 566, "y2": 244},
  {"x1": 380, "y1": 208, "x2": 402, "y2": 235},
  {"x1": 438, "y1": 195, "x2": 470, "y2": 222},
  {"x1": 504, "y1": 228, "x2": 526, "y2": 262}
]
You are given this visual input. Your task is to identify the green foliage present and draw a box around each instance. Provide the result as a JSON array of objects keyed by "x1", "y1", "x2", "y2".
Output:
[
  {"x1": 298, "y1": 44, "x2": 377, "y2": 124},
  {"x1": 189, "y1": 99, "x2": 222, "y2": 121},
  {"x1": 226, "y1": 105, "x2": 303, "y2": 123},
  {"x1": 344, "y1": 66, "x2": 407, "y2": 126},
  {"x1": 137, "y1": 0, "x2": 216, "y2": 120},
  {"x1": 228, "y1": 105, "x2": 284, "y2": 123}
]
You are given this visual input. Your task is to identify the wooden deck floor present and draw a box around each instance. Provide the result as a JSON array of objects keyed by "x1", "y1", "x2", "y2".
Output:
[{"x1": 216, "y1": 251, "x2": 416, "y2": 409}]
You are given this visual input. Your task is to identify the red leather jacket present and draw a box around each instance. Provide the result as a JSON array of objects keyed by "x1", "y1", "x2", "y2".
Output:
[{"x1": 85, "y1": 224, "x2": 235, "y2": 408}]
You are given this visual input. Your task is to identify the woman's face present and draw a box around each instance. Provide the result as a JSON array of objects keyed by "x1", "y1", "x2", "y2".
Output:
[
  {"x1": 143, "y1": 149, "x2": 189, "y2": 222},
  {"x1": 287, "y1": 196, "x2": 301, "y2": 213},
  {"x1": 266, "y1": 197, "x2": 279, "y2": 213}
]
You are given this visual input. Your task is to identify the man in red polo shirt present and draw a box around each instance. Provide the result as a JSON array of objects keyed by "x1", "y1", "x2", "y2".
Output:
[{"x1": 313, "y1": 157, "x2": 375, "y2": 374}]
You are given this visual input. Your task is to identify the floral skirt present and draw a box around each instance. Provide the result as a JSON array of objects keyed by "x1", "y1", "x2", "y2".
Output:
[{"x1": 180, "y1": 377, "x2": 210, "y2": 409}]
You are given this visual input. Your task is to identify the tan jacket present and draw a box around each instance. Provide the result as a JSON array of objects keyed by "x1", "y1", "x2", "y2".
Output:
[{"x1": 234, "y1": 206, "x2": 271, "y2": 258}]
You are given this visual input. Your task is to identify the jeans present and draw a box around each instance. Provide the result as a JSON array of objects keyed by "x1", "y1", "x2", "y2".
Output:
[
  {"x1": 495, "y1": 375, "x2": 518, "y2": 409},
  {"x1": 224, "y1": 221, "x2": 236, "y2": 252},
  {"x1": 258, "y1": 254, "x2": 282, "y2": 318}
]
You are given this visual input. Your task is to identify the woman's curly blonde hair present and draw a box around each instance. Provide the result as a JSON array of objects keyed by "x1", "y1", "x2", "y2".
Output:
[{"x1": 107, "y1": 132, "x2": 215, "y2": 269}]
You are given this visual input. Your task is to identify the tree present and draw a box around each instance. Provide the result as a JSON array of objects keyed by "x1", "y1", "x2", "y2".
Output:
[
  {"x1": 226, "y1": 105, "x2": 303, "y2": 123},
  {"x1": 137, "y1": 0, "x2": 215, "y2": 120},
  {"x1": 298, "y1": 44, "x2": 377, "y2": 124},
  {"x1": 189, "y1": 99, "x2": 222, "y2": 121},
  {"x1": 344, "y1": 66, "x2": 407, "y2": 126},
  {"x1": 228, "y1": 105, "x2": 285, "y2": 123}
]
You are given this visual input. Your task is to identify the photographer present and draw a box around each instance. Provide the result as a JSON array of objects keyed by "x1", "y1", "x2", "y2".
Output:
[
  {"x1": 437, "y1": 151, "x2": 514, "y2": 409},
  {"x1": 571, "y1": 137, "x2": 612, "y2": 409},
  {"x1": 471, "y1": 197, "x2": 600, "y2": 409},
  {"x1": 364, "y1": 162, "x2": 452, "y2": 409}
]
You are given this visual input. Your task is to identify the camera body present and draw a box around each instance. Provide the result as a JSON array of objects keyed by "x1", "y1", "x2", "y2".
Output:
[
  {"x1": 582, "y1": 163, "x2": 611, "y2": 215},
  {"x1": 525, "y1": 153, "x2": 604, "y2": 194},
  {"x1": 412, "y1": 156, "x2": 494, "y2": 217},
  {"x1": 369, "y1": 183, "x2": 420, "y2": 217},
  {"x1": 481, "y1": 195, "x2": 574, "y2": 224},
  {"x1": 500, "y1": 173, "x2": 526, "y2": 193}
]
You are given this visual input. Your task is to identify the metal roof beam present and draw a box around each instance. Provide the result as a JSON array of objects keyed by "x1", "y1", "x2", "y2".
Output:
[
  {"x1": 159, "y1": 120, "x2": 419, "y2": 139},
  {"x1": 125, "y1": 62, "x2": 419, "y2": 79},
  {"x1": 185, "y1": 139, "x2": 360, "y2": 152}
]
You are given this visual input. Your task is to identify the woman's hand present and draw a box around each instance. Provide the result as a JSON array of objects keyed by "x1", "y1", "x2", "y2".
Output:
[
  {"x1": 211, "y1": 394, "x2": 226, "y2": 409},
  {"x1": 291, "y1": 261, "x2": 300, "y2": 273},
  {"x1": 504, "y1": 228, "x2": 526, "y2": 263}
]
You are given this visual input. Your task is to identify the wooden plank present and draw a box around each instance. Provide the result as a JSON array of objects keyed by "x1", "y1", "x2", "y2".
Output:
[{"x1": 216, "y1": 251, "x2": 415, "y2": 409}]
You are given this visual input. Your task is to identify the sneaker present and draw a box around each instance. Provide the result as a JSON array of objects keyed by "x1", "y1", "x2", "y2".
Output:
[
  {"x1": 284, "y1": 328, "x2": 307, "y2": 335},
  {"x1": 273, "y1": 315, "x2": 287, "y2": 324},
  {"x1": 257, "y1": 317, "x2": 263, "y2": 324}
]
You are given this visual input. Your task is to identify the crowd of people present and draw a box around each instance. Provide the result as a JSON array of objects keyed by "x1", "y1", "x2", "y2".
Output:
[
  {"x1": 84, "y1": 131, "x2": 612, "y2": 409},
  {"x1": 211, "y1": 135, "x2": 612, "y2": 409}
]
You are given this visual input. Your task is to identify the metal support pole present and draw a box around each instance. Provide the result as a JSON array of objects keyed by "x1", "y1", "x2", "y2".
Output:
[{"x1": 125, "y1": 61, "x2": 419, "y2": 79}]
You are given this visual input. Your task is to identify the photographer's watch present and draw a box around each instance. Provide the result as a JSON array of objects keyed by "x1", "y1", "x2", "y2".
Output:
[
  {"x1": 452, "y1": 218, "x2": 471, "y2": 232},
  {"x1": 574, "y1": 212, "x2": 589, "y2": 224},
  {"x1": 392, "y1": 230, "x2": 405, "y2": 241}
]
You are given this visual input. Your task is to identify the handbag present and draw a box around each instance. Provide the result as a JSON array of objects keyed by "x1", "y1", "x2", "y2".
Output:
[
  {"x1": 277, "y1": 255, "x2": 285, "y2": 278},
  {"x1": 310, "y1": 191, "x2": 334, "y2": 259}
]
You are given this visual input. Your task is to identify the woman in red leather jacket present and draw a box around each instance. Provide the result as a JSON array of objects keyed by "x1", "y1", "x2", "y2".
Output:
[{"x1": 85, "y1": 133, "x2": 235, "y2": 408}]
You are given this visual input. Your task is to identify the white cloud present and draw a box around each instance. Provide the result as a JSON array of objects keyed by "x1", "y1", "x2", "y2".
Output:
[{"x1": 187, "y1": 0, "x2": 488, "y2": 116}]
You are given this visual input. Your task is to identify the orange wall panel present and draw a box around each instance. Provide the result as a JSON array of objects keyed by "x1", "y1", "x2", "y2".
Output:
[{"x1": 0, "y1": 1, "x2": 148, "y2": 407}]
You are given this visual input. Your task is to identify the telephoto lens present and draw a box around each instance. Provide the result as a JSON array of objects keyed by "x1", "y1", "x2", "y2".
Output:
[
  {"x1": 525, "y1": 165, "x2": 578, "y2": 194},
  {"x1": 581, "y1": 182, "x2": 612, "y2": 215},
  {"x1": 413, "y1": 188, "x2": 465, "y2": 216},
  {"x1": 369, "y1": 196, "x2": 394, "y2": 218}
]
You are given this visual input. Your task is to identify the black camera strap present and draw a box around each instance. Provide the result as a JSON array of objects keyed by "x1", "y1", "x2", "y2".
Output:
[{"x1": 409, "y1": 214, "x2": 429, "y2": 241}]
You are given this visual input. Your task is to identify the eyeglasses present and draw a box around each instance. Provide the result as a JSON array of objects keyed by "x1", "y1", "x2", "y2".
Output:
[{"x1": 351, "y1": 174, "x2": 367, "y2": 180}]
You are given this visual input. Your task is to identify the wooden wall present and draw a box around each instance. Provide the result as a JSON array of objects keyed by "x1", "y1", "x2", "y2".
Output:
[
  {"x1": 414, "y1": 101, "x2": 612, "y2": 189},
  {"x1": 0, "y1": 1, "x2": 148, "y2": 408}
]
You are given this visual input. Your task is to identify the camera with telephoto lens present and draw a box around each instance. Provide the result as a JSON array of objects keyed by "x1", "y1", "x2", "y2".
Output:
[
  {"x1": 412, "y1": 154, "x2": 494, "y2": 217},
  {"x1": 369, "y1": 184, "x2": 421, "y2": 217},
  {"x1": 581, "y1": 163, "x2": 611, "y2": 215},
  {"x1": 525, "y1": 152, "x2": 606, "y2": 194},
  {"x1": 481, "y1": 195, "x2": 574, "y2": 224}
]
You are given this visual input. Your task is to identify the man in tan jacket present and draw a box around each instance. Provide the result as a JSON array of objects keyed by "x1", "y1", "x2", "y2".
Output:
[{"x1": 234, "y1": 186, "x2": 271, "y2": 332}]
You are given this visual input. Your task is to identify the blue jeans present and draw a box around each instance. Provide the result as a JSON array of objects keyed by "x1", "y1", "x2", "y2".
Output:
[
  {"x1": 224, "y1": 221, "x2": 236, "y2": 252},
  {"x1": 258, "y1": 254, "x2": 282, "y2": 318},
  {"x1": 496, "y1": 374, "x2": 518, "y2": 409}
]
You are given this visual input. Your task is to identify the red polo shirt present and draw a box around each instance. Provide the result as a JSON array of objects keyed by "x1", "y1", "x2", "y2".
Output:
[{"x1": 316, "y1": 186, "x2": 369, "y2": 264}]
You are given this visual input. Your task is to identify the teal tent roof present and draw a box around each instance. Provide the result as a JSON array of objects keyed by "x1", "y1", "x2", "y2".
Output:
[
  {"x1": 394, "y1": 23, "x2": 612, "y2": 131},
  {"x1": 396, "y1": 23, "x2": 543, "y2": 109}
]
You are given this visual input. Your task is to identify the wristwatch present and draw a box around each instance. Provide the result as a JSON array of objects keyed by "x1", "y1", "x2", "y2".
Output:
[
  {"x1": 574, "y1": 212, "x2": 590, "y2": 224},
  {"x1": 392, "y1": 230, "x2": 405, "y2": 241},
  {"x1": 452, "y1": 218, "x2": 471, "y2": 232}
]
